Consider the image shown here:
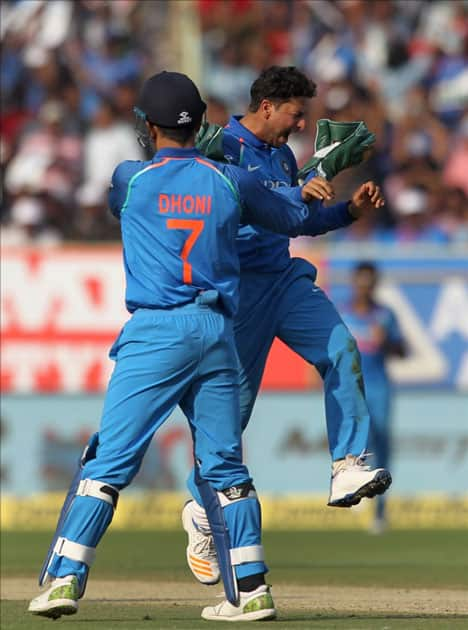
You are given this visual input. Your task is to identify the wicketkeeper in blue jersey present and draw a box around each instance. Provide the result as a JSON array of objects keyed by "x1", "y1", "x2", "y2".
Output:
[
  {"x1": 28, "y1": 71, "x2": 381, "y2": 623},
  {"x1": 184, "y1": 66, "x2": 392, "y2": 586}
]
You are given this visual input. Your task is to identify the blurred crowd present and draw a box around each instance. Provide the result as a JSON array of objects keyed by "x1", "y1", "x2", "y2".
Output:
[{"x1": 1, "y1": 0, "x2": 467, "y2": 246}]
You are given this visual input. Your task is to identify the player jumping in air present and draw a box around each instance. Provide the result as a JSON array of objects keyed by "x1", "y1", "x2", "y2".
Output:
[
  {"x1": 184, "y1": 66, "x2": 392, "y2": 588},
  {"x1": 28, "y1": 71, "x2": 384, "y2": 622}
]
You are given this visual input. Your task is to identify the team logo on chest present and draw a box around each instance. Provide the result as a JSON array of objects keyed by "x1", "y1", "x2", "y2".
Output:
[{"x1": 281, "y1": 159, "x2": 290, "y2": 174}]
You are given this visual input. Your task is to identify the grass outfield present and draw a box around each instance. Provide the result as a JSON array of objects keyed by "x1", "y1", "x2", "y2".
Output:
[{"x1": 2, "y1": 530, "x2": 467, "y2": 629}]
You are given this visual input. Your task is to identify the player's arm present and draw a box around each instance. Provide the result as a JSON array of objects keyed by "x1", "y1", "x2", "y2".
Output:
[
  {"x1": 378, "y1": 308, "x2": 407, "y2": 358},
  {"x1": 108, "y1": 161, "x2": 142, "y2": 219},
  {"x1": 259, "y1": 177, "x2": 386, "y2": 236},
  {"x1": 226, "y1": 165, "x2": 347, "y2": 237},
  {"x1": 294, "y1": 178, "x2": 387, "y2": 236},
  {"x1": 274, "y1": 182, "x2": 357, "y2": 236}
]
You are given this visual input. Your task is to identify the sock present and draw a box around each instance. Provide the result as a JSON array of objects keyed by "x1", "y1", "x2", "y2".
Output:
[{"x1": 237, "y1": 572, "x2": 265, "y2": 592}]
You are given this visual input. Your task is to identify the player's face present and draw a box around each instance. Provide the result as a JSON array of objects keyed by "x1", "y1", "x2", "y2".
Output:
[
  {"x1": 267, "y1": 98, "x2": 307, "y2": 147},
  {"x1": 353, "y1": 270, "x2": 377, "y2": 299}
]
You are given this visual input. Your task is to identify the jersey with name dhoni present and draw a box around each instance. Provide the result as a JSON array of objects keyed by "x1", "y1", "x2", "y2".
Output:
[
  {"x1": 222, "y1": 115, "x2": 354, "y2": 272},
  {"x1": 109, "y1": 147, "x2": 335, "y2": 317}
]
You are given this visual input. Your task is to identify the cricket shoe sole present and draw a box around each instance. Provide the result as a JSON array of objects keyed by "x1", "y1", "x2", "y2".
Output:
[{"x1": 328, "y1": 469, "x2": 392, "y2": 508}]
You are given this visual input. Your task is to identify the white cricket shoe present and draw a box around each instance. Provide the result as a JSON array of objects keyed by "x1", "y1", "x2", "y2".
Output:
[
  {"x1": 369, "y1": 517, "x2": 388, "y2": 535},
  {"x1": 328, "y1": 453, "x2": 392, "y2": 507},
  {"x1": 28, "y1": 575, "x2": 79, "y2": 619},
  {"x1": 201, "y1": 584, "x2": 276, "y2": 622},
  {"x1": 182, "y1": 500, "x2": 220, "y2": 585}
]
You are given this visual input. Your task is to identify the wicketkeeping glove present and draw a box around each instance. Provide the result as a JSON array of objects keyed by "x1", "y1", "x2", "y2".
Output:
[
  {"x1": 195, "y1": 122, "x2": 226, "y2": 162},
  {"x1": 297, "y1": 119, "x2": 376, "y2": 182}
]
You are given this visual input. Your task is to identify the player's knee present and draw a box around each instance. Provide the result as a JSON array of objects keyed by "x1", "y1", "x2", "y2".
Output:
[
  {"x1": 84, "y1": 458, "x2": 140, "y2": 491},
  {"x1": 197, "y1": 451, "x2": 249, "y2": 490}
]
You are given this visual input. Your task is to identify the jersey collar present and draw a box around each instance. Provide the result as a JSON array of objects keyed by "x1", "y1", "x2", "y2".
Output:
[
  {"x1": 153, "y1": 147, "x2": 202, "y2": 159},
  {"x1": 226, "y1": 115, "x2": 270, "y2": 149}
]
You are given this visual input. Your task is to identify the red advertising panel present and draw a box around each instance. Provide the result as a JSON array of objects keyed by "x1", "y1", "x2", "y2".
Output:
[{"x1": 1, "y1": 246, "x2": 325, "y2": 393}]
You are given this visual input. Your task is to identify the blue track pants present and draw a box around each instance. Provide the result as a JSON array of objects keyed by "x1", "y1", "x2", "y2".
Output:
[{"x1": 47, "y1": 301, "x2": 266, "y2": 587}]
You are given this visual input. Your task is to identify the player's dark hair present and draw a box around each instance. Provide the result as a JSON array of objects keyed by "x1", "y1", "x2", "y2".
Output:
[
  {"x1": 156, "y1": 123, "x2": 200, "y2": 144},
  {"x1": 249, "y1": 66, "x2": 317, "y2": 112},
  {"x1": 354, "y1": 261, "x2": 379, "y2": 278}
]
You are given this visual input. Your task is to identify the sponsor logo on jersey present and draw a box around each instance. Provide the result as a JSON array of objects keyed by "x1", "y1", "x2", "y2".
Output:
[
  {"x1": 247, "y1": 164, "x2": 261, "y2": 172},
  {"x1": 263, "y1": 179, "x2": 289, "y2": 189}
]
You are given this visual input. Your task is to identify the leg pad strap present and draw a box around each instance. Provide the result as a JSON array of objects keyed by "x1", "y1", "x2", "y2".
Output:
[
  {"x1": 217, "y1": 488, "x2": 257, "y2": 507},
  {"x1": 77, "y1": 479, "x2": 119, "y2": 509},
  {"x1": 53, "y1": 537, "x2": 96, "y2": 567},
  {"x1": 230, "y1": 544, "x2": 264, "y2": 565}
]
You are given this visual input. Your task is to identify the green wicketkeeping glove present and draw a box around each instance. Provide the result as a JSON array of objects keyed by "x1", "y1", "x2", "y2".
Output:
[
  {"x1": 297, "y1": 119, "x2": 376, "y2": 182},
  {"x1": 195, "y1": 122, "x2": 226, "y2": 162}
]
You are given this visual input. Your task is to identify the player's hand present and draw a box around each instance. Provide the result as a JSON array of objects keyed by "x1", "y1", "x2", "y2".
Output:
[
  {"x1": 301, "y1": 177, "x2": 335, "y2": 202},
  {"x1": 370, "y1": 323, "x2": 387, "y2": 347},
  {"x1": 348, "y1": 181, "x2": 385, "y2": 218}
]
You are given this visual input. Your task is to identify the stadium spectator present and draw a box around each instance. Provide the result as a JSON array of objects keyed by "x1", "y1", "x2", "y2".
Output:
[
  {"x1": 78, "y1": 99, "x2": 142, "y2": 208},
  {"x1": 433, "y1": 186, "x2": 468, "y2": 244},
  {"x1": 71, "y1": 182, "x2": 121, "y2": 242},
  {"x1": 1, "y1": 0, "x2": 466, "y2": 245},
  {"x1": 1, "y1": 196, "x2": 62, "y2": 247},
  {"x1": 391, "y1": 187, "x2": 449, "y2": 244},
  {"x1": 205, "y1": 95, "x2": 230, "y2": 127},
  {"x1": 443, "y1": 117, "x2": 468, "y2": 196}
]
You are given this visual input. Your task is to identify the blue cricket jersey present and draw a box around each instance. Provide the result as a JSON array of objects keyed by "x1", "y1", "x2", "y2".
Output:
[
  {"x1": 340, "y1": 302, "x2": 403, "y2": 387},
  {"x1": 109, "y1": 147, "x2": 340, "y2": 317},
  {"x1": 222, "y1": 116, "x2": 355, "y2": 272}
]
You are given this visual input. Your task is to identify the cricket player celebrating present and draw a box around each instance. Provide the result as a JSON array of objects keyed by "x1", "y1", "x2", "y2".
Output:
[
  {"x1": 28, "y1": 71, "x2": 380, "y2": 622},
  {"x1": 183, "y1": 66, "x2": 392, "y2": 588}
]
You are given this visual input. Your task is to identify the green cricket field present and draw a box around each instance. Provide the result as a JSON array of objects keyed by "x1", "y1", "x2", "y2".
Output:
[{"x1": 2, "y1": 529, "x2": 467, "y2": 629}]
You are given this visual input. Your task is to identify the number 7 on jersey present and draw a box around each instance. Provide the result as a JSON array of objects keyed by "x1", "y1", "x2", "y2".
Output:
[{"x1": 166, "y1": 219, "x2": 205, "y2": 284}]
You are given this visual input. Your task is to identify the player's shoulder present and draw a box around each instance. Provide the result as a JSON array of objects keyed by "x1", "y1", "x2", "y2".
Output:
[
  {"x1": 222, "y1": 130, "x2": 243, "y2": 164},
  {"x1": 111, "y1": 159, "x2": 150, "y2": 186},
  {"x1": 210, "y1": 160, "x2": 243, "y2": 186},
  {"x1": 375, "y1": 302, "x2": 393, "y2": 316},
  {"x1": 279, "y1": 142, "x2": 298, "y2": 167},
  {"x1": 374, "y1": 302, "x2": 396, "y2": 324},
  {"x1": 191, "y1": 155, "x2": 240, "y2": 189},
  {"x1": 195, "y1": 154, "x2": 230, "y2": 175}
]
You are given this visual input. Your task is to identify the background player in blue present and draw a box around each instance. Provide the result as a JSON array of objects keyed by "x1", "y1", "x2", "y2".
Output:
[
  {"x1": 341, "y1": 262, "x2": 406, "y2": 533},
  {"x1": 28, "y1": 70, "x2": 369, "y2": 623},
  {"x1": 184, "y1": 66, "x2": 392, "y2": 585}
]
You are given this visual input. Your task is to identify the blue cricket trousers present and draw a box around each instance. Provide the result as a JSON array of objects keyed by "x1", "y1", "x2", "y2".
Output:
[
  {"x1": 48, "y1": 297, "x2": 266, "y2": 585},
  {"x1": 235, "y1": 258, "x2": 370, "y2": 460}
]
